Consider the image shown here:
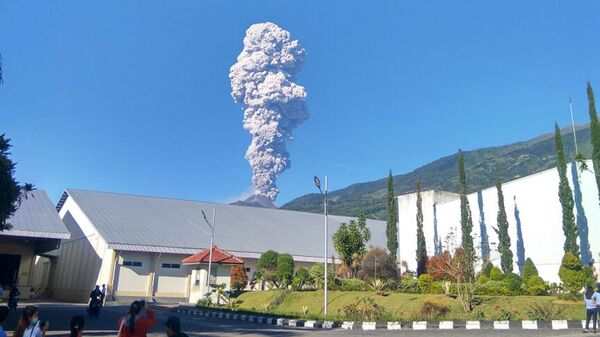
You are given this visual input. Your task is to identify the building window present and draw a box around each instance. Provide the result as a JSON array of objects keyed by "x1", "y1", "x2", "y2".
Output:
[
  {"x1": 245, "y1": 268, "x2": 251, "y2": 273},
  {"x1": 161, "y1": 263, "x2": 181, "y2": 269},
  {"x1": 123, "y1": 261, "x2": 142, "y2": 267}
]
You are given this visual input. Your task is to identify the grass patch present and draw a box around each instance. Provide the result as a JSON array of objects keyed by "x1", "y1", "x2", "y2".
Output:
[{"x1": 234, "y1": 290, "x2": 583, "y2": 321}]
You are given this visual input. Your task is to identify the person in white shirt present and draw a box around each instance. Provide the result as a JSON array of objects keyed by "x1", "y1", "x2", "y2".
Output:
[
  {"x1": 584, "y1": 286, "x2": 597, "y2": 333},
  {"x1": 13, "y1": 306, "x2": 48, "y2": 337}
]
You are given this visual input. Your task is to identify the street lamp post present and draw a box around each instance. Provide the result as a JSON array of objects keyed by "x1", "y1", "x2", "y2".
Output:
[
  {"x1": 202, "y1": 208, "x2": 216, "y2": 298},
  {"x1": 314, "y1": 175, "x2": 328, "y2": 316}
]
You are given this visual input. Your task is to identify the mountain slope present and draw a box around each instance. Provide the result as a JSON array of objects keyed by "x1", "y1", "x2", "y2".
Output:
[{"x1": 281, "y1": 125, "x2": 592, "y2": 219}]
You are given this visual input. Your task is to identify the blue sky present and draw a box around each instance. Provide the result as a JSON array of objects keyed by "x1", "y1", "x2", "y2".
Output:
[{"x1": 1, "y1": 1, "x2": 599, "y2": 206}]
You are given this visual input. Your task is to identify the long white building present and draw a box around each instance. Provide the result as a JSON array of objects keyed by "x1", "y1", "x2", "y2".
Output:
[
  {"x1": 397, "y1": 160, "x2": 600, "y2": 282},
  {"x1": 50, "y1": 189, "x2": 387, "y2": 302}
]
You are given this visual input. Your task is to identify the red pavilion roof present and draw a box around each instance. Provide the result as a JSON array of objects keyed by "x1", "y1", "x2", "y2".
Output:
[{"x1": 182, "y1": 246, "x2": 244, "y2": 265}]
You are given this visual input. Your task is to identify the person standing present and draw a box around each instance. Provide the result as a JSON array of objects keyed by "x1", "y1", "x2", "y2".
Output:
[
  {"x1": 117, "y1": 301, "x2": 155, "y2": 337},
  {"x1": 100, "y1": 285, "x2": 106, "y2": 305},
  {"x1": 14, "y1": 306, "x2": 49, "y2": 337},
  {"x1": 8, "y1": 284, "x2": 20, "y2": 310},
  {"x1": 584, "y1": 286, "x2": 597, "y2": 333},
  {"x1": 164, "y1": 316, "x2": 188, "y2": 337}
]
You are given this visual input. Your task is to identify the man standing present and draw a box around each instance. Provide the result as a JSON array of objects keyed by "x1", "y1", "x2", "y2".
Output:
[{"x1": 100, "y1": 284, "x2": 106, "y2": 305}]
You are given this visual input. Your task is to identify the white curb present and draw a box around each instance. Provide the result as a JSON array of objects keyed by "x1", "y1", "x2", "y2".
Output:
[
  {"x1": 494, "y1": 321, "x2": 510, "y2": 330},
  {"x1": 304, "y1": 321, "x2": 317, "y2": 328},
  {"x1": 466, "y1": 321, "x2": 481, "y2": 330},
  {"x1": 276, "y1": 318, "x2": 286, "y2": 326},
  {"x1": 413, "y1": 321, "x2": 427, "y2": 330},
  {"x1": 552, "y1": 320, "x2": 569, "y2": 330},
  {"x1": 387, "y1": 322, "x2": 401, "y2": 330},
  {"x1": 322, "y1": 321, "x2": 335, "y2": 329},
  {"x1": 522, "y1": 320, "x2": 538, "y2": 329},
  {"x1": 439, "y1": 321, "x2": 453, "y2": 329},
  {"x1": 362, "y1": 322, "x2": 376, "y2": 330},
  {"x1": 341, "y1": 321, "x2": 355, "y2": 330}
]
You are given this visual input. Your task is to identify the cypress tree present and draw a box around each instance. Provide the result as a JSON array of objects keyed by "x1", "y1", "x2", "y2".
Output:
[
  {"x1": 386, "y1": 170, "x2": 398, "y2": 259},
  {"x1": 554, "y1": 124, "x2": 579, "y2": 256},
  {"x1": 587, "y1": 82, "x2": 600, "y2": 203},
  {"x1": 415, "y1": 180, "x2": 428, "y2": 276},
  {"x1": 494, "y1": 179, "x2": 513, "y2": 273},
  {"x1": 457, "y1": 150, "x2": 475, "y2": 281}
]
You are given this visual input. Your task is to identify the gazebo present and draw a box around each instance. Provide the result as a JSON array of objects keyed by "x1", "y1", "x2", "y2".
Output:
[{"x1": 182, "y1": 246, "x2": 243, "y2": 303}]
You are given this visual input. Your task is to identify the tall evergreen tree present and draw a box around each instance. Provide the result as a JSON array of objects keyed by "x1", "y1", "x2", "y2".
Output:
[
  {"x1": 415, "y1": 180, "x2": 428, "y2": 276},
  {"x1": 494, "y1": 179, "x2": 513, "y2": 273},
  {"x1": 554, "y1": 124, "x2": 579, "y2": 256},
  {"x1": 587, "y1": 82, "x2": 600, "y2": 203},
  {"x1": 457, "y1": 150, "x2": 475, "y2": 281},
  {"x1": 386, "y1": 170, "x2": 398, "y2": 259}
]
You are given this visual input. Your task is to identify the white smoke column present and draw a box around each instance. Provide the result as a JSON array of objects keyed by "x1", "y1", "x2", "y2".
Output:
[{"x1": 229, "y1": 22, "x2": 309, "y2": 202}]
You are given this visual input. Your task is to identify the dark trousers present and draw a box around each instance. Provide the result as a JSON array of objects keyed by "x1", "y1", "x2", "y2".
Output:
[{"x1": 586, "y1": 308, "x2": 597, "y2": 330}]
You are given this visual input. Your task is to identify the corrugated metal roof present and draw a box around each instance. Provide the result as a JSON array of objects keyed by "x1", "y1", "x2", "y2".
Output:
[
  {"x1": 65, "y1": 189, "x2": 388, "y2": 260},
  {"x1": 2, "y1": 190, "x2": 70, "y2": 240}
]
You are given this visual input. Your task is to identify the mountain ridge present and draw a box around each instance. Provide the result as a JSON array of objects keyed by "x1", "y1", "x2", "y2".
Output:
[{"x1": 281, "y1": 124, "x2": 592, "y2": 219}]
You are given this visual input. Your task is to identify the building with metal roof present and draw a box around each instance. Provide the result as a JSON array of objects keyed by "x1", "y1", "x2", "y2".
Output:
[
  {"x1": 50, "y1": 189, "x2": 387, "y2": 303},
  {"x1": 0, "y1": 189, "x2": 69, "y2": 299}
]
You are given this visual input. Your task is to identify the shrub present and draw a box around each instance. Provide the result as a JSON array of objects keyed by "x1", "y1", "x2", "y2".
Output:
[
  {"x1": 358, "y1": 247, "x2": 398, "y2": 281},
  {"x1": 291, "y1": 267, "x2": 312, "y2": 290},
  {"x1": 503, "y1": 272, "x2": 522, "y2": 294},
  {"x1": 526, "y1": 303, "x2": 565, "y2": 320},
  {"x1": 481, "y1": 261, "x2": 494, "y2": 277},
  {"x1": 257, "y1": 250, "x2": 279, "y2": 271},
  {"x1": 334, "y1": 278, "x2": 366, "y2": 291},
  {"x1": 419, "y1": 299, "x2": 450, "y2": 320},
  {"x1": 559, "y1": 252, "x2": 587, "y2": 294},
  {"x1": 489, "y1": 267, "x2": 504, "y2": 281},
  {"x1": 521, "y1": 258, "x2": 539, "y2": 283},
  {"x1": 309, "y1": 263, "x2": 335, "y2": 289},
  {"x1": 230, "y1": 265, "x2": 249, "y2": 291},
  {"x1": 368, "y1": 279, "x2": 388, "y2": 296},
  {"x1": 426, "y1": 253, "x2": 450, "y2": 281},
  {"x1": 343, "y1": 297, "x2": 386, "y2": 321},
  {"x1": 276, "y1": 254, "x2": 294, "y2": 287},
  {"x1": 525, "y1": 275, "x2": 547, "y2": 295},
  {"x1": 474, "y1": 280, "x2": 513, "y2": 296},
  {"x1": 418, "y1": 274, "x2": 441, "y2": 294},
  {"x1": 197, "y1": 298, "x2": 212, "y2": 307},
  {"x1": 396, "y1": 278, "x2": 420, "y2": 294},
  {"x1": 477, "y1": 275, "x2": 489, "y2": 284}
]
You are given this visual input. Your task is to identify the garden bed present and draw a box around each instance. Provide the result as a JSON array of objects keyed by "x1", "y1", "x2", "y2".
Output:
[{"x1": 216, "y1": 290, "x2": 584, "y2": 322}]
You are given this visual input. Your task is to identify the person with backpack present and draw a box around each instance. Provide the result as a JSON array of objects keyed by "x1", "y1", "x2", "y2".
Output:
[{"x1": 117, "y1": 301, "x2": 155, "y2": 337}]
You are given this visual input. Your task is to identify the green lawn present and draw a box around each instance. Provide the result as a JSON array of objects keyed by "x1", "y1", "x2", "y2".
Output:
[{"x1": 233, "y1": 290, "x2": 584, "y2": 321}]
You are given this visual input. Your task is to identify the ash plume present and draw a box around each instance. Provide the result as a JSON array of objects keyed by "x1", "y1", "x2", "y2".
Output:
[{"x1": 229, "y1": 22, "x2": 309, "y2": 202}]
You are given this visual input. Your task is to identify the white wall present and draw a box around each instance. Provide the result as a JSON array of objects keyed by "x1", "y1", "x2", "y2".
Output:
[
  {"x1": 397, "y1": 161, "x2": 600, "y2": 283},
  {"x1": 52, "y1": 196, "x2": 113, "y2": 301},
  {"x1": 116, "y1": 252, "x2": 152, "y2": 296}
]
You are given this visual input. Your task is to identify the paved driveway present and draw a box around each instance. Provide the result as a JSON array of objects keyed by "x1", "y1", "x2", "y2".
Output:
[{"x1": 0, "y1": 303, "x2": 589, "y2": 337}]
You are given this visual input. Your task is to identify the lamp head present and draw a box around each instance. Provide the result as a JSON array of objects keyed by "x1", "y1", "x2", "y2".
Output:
[{"x1": 314, "y1": 176, "x2": 321, "y2": 189}]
